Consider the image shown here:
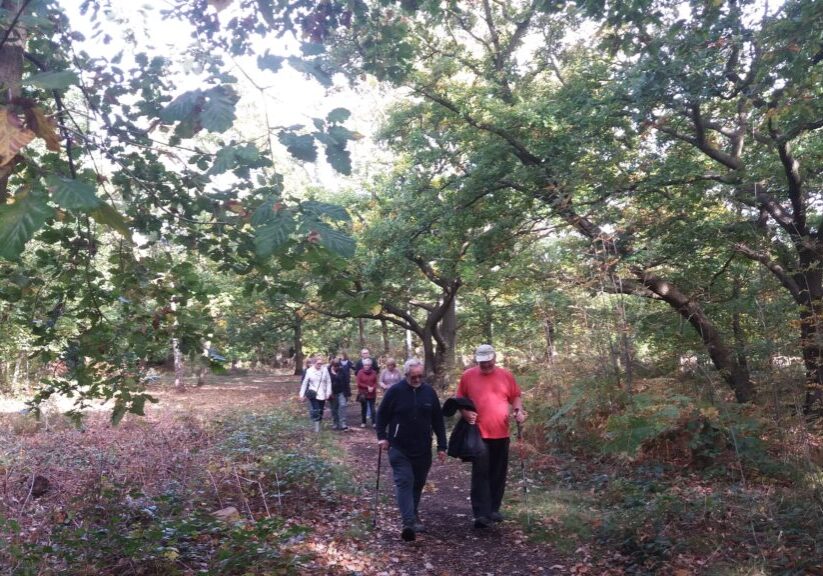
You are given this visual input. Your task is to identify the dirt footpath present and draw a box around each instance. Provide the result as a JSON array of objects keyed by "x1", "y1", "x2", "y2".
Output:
[{"x1": 326, "y1": 386, "x2": 563, "y2": 576}]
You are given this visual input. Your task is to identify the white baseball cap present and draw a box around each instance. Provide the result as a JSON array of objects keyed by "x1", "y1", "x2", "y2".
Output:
[{"x1": 475, "y1": 344, "x2": 495, "y2": 362}]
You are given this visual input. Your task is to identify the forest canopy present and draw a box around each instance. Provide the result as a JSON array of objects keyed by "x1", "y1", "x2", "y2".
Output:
[{"x1": 0, "y1": 0, "x2": 821, "y2": 419}]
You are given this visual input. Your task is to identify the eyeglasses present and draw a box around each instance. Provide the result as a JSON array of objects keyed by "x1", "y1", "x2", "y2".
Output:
[{"x1": 408, "y1": 374, "x2": 423, "y2": 380}]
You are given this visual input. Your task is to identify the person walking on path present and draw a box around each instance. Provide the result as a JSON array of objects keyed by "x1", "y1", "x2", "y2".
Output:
[
  {"x1": 456, "y1": 344, "x2": 527, "y2": 528},
  {"x1": 379, "y1": 357, "x2": 403, "y2": 391},
  {"x1": 376, "y1": 358, "x2": 447, "y2": 541},
  {"x1": 354, "y1": 348, "x2": 379, "y2": 375},
  {"x1": 299, "y1": 356, "x2": 332, "y2": 432},
  {"x1": 340, "y1": 352, "x2": 354, "y2": 387},
  {"x1": 356, "y1": 358, "x2": 378, "y2": 427},
  {"x1": 328, "y1": 358, "x2": 351, "y2": 430}
]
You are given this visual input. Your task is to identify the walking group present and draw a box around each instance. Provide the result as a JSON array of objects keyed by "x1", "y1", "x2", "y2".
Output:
[
  {"x1": 298, "y1": 348, "x2": 404, "y2": 432},
  {"x1": 299, "y1": 344, "x2": 527, "y2": 542}
]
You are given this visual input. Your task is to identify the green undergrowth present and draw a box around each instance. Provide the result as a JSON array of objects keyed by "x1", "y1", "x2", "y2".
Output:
[
  {"x1": 515, "y1": 375, "x2": 823, "y2": 573},
  {"x1": 0, "y1": 409, "x2": 354, "y2": 576}
]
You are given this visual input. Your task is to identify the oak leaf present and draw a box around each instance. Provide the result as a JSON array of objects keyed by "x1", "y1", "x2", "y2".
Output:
[
  {"x1": 0, "y1": 107, "x2": 35, "y2": 166},
  {"x1": 28, "y1": 107, "x2": 61, "y2": 152}
]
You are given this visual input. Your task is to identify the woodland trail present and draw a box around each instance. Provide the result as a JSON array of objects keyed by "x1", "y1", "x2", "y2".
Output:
[{"x1": 247, "y1": 372, "x2": 564, "y2": 576}]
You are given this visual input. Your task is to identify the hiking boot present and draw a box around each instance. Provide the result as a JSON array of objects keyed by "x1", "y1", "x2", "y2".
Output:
[
  {"x1": 401, "y1": 526, "x2": 416, "y2": 541},
  {"x1": 489, "y1": 511, "x2": 504, "y2": 523},
  {"x1": 473, "y1": 516, "x2": 492, "y2": 529},
  {"x1": 413, "y1": 520, "x2": 426, "y2": 533}
]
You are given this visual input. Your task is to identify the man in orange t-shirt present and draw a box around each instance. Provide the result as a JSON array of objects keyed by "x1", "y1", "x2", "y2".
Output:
[{"x1": 456, "y1": 344, "x2": 527, "y2": 528}]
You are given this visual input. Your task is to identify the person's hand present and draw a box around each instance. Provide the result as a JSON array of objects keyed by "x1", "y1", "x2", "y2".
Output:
[
  {"x1": 514, "y1": 409, "x2": 527, "y2": 424},
  {"x1": 378, "y1": 439, "x2": 389, "y2": 451},
  {"x1": 460, "y1": 408, "x2": 478, "y2": 424},
  {"x1": 299, "y1": 396, "x2": 305, "y2": 403},
  {"x1": 437, "y1": 450, "x2": 446, "y2": 463},
  {"x1": 368, "y1": 386, "x2": 374, "y2": 393}
]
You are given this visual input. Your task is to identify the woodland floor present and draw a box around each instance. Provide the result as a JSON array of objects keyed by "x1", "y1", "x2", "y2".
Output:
[{"x1": 4, "y1": 373, "x2": 822, "y2": 575}]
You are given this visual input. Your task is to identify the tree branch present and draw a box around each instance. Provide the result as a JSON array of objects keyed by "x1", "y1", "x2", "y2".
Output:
[{"x1": 733, "y1": 243, "x2": 802, "y2": 300}]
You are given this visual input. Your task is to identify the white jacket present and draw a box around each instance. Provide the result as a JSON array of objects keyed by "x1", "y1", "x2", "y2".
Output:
[{"x1": 299, "y1": 365, "x2": 332, "y2": 401}]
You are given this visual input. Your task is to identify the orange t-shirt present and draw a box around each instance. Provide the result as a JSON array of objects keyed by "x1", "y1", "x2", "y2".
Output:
[{"x1": 456, "y1": 366, "x2": 521, "y2": 439}]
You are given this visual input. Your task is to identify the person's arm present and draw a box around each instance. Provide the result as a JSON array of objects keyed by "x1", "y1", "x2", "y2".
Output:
[
  {"x1": 375, "y1": 387, "x2": 393, "y2": 449},
  {"x1": 509, "y1": 372, "x2": 527, "y2": 422},
  {"x1": 431, "y1": 390, "x2": 448, "y2": 462},
  {"x1": 456, "y1": 377, "x2": 478, "y2": 423},
  {"x1": 298, "y1": 370, "x2": 309, "y2": 399}
]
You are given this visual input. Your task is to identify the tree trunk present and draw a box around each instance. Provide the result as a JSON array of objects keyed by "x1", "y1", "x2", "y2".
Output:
[
  {"x1": 543, "y1": 316, "x2": 555, "y2": 364},
  {"x1": 292, "y1": 312, "x2": 304, "y2": 376},
  {"x1": 482, "y1": 293, "x2": 494, "y2": 345},
  {"x1": 358, "y1": 318, "x2": 366, "y2": 348},
  {"x1": 405, "y1": 314, "x2": 414, "y2": 360},
  {"x1": 421, "y1": 328, "x2": 438, "y2": 385},
  {"x1": 796, "y1": 266, "x2": 823, "y2": 413},
  {"x1": 381, "y1": 319, "x2": 390, "y2": 355},
  {"x1": 172, "y1": 338, "x2": 185, "y2": 392},
  {"x1": 441, "y1": 296, "x2": 457, "y2": 385}
]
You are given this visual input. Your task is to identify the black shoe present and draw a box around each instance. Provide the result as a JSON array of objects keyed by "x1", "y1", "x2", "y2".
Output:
[
  {"x1": 401, "y1": 526, "x2": 416, "y2": 541},
  {"x1": 473, "y1": 516, "x2": 492, "y2": 529},
  {"x1": 489, "y1": 511, "x2": 504, "y2": 523}
]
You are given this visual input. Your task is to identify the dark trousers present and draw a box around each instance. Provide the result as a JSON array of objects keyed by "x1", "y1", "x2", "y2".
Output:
[
  {"x1": 360, "y1": 398, "x2": 375, "y2": 424},
  {"x1": 388, "y1": 447, "x2": 432, "y2": 527},
  {"x1": 470, "y1": 438, "x2": 510, "y2": 519},
  {"x1": 308, "y1": 398, "x2": 326, "y2": 422}
]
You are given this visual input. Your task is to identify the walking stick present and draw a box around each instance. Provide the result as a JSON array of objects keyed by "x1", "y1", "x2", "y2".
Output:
[
  {"x1": 372, "y1": 445, "x2": 383, "y2": 528},
  {"x1": 515, "y1": 420, "x2": 530, "y2": 528}
]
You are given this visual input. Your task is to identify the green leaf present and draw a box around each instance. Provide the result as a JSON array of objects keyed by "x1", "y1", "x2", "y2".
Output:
[
  {"x1": 326, "y1": 107, "x2": 351, "y2": 124},
  {"x1": 130, "y1": 395, "x2": 147, "y2": 416},
  {"x1": 0, "y1": 190, "x2": 54, "y2": 260},
  {"x1": 301, "y1": 200, "x2": 351, "y2": 222},
  {"x1": 111, "y1": 402, "x2": 127, "y2": 426},
  {"x1": 287, "y1": 56, "x2": 333, "y2": 87},
  {"x1": 251, "y1": 197, "x2": 281, "y2": 227},
  {"x1": 301, "y1": 42, "x2": 326, "y2": 56},
  {"x1": 329, "y1": 125, "x2": 355, "y2": 143},
  {"x1": 90, "y1": 203, "x2": 131, "y2": 239},
  {"x1": 209, "y1": 146, "x2": 238, "y2": 175},
  {"x1": 255, "y1": 211, "x2": 296, "y2": 258},
  {"x1": 278, "y1": 132, "x2": 317, "y2": 162},
  {"x1": 257, "y1": 53, "x2": 285, "y2": 72},
  {"x1": 324, "y1": 142, "x2": 352, "y2": 175},
  {"x1": 23, "y1": 70, "x2": 79, "y2": 90},
  {"x1": 311, "y1": 221, "x2": 356, "y2": 258},
  {"x1": 201, "y1": 86, "x2": 237, "y2": 133},
  {"x1": 159, "y1": 89, "x2": 203, "y2": 123},
  {"x1": 257, "y1": 0, "x2": 275, "y2": 26},
  {"x1": 46, "y1": 176, "x2": 101, "y2": 211}
]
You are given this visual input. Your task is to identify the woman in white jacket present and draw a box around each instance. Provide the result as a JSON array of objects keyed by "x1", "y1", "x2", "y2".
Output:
[{"x1": 299, "y1": 356, "x2": 333, "y2": 432}]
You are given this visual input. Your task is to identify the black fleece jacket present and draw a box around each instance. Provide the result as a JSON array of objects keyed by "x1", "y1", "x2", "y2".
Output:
[{"x1": 375, "y1": 380, "x2": 447, "y2": 458}]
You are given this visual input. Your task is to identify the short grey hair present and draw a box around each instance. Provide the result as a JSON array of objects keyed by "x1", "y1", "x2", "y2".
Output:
[
  {"x1": 363, "y1": 358, "x2": 373, "y2": 366},
  {"x1": 404, "y1": 358, "x2": 424, "y2": 375}
]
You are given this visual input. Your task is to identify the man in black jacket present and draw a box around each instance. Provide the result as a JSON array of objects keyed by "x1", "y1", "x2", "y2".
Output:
[{"x1": 376, "y1": 358, "x2": 447, "y2": 541}]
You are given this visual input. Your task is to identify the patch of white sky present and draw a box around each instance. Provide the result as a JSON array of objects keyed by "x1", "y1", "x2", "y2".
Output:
[{"x1": 61, "y1": 0, "x2": 397, "y2": 197}]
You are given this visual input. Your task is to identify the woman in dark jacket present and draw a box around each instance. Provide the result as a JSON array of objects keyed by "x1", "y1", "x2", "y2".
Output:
[{"x1": 328, "y1": 358, "x2": 350, "y2": 430}]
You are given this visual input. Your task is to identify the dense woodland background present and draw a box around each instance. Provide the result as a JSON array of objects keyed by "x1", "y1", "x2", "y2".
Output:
[{"x1": 1, "y1": 0, "x2": 822, "y2": 573}]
